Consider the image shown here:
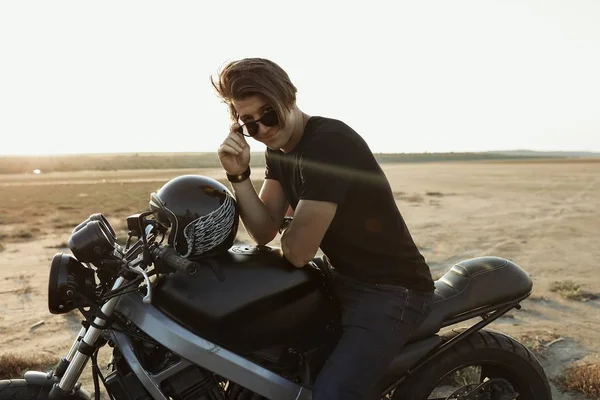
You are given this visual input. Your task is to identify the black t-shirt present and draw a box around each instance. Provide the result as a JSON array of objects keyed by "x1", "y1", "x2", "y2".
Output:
[{"x1": 265, "y1": 116, "x2": 435, "y2": 293}]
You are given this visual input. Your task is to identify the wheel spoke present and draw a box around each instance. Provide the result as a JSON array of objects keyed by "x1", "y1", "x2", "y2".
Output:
[{"x1": 426, "y1": 365, "x2": 483, "y2": 399}]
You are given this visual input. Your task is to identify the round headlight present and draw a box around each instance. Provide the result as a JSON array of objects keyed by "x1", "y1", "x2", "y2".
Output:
[{"x1": 48, "y1": 253, "x2": 96, "y2": 314}]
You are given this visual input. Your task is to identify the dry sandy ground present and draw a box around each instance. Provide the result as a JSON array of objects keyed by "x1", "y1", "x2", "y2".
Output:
[{"x1": 1, "y1": 161, "x2": 599, "y2": 399}]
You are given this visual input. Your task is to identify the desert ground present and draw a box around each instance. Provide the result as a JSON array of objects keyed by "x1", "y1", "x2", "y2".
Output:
[{"x1": 0, "y1": 160, "x2": 599, "y2": 399}]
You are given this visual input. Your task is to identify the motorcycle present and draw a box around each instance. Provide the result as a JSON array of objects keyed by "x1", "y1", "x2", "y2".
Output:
[{"x1": 0, "y1": 182, "x2": 552, "y2": 399}]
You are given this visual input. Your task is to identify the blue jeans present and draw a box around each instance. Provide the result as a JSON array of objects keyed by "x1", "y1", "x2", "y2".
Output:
[{"x1": 313, "y1": 271, "x2": 434, "y2": 400}]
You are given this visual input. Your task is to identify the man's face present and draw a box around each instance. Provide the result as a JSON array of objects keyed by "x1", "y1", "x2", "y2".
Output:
[{"x1": 232, "y1": 95, "x2": 292, "y2": 151}]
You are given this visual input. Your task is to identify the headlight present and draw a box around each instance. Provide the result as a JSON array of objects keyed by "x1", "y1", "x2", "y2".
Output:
[{"x1": 48, "y1": 253, "x2": 96, "y2": 314}]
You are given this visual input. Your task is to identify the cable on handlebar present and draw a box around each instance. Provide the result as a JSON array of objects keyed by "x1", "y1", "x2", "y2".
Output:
[{"x1": 99, "y1": 276, "x2": 144, "y2": 302}]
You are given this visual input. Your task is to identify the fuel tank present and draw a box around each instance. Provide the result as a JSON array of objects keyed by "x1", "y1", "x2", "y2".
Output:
[{"x1": 152, "y1": 245, "x2": 337, "y2": 354}]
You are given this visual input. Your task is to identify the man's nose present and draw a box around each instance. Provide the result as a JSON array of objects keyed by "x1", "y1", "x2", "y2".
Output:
[{"x1": 256, "y1": 121, "x2": 270, "y2": 136}]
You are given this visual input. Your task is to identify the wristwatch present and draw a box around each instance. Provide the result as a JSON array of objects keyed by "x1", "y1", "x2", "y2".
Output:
[
  {"x1": 226, "y1": 166, "x2": 251, "y2": 183},
  {"x1": 279, "y1": 216, "x2": 293, "y2": 234}
]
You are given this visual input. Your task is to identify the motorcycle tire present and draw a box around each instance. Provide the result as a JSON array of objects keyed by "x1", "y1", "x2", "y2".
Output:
[
  {"x1": 390, "y1": 328, "x2": 552, "y2": 400},
  {"x1": 0, "y1": 380, "x2": 44, "y2": 400},
  {"x1": 0, "y1": 379, "x2": 91, "y2": 400}
]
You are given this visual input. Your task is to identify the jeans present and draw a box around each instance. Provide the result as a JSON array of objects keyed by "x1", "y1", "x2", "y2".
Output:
[{"x1": 312, "y1": 271, "x2": 434, "y2": 400}]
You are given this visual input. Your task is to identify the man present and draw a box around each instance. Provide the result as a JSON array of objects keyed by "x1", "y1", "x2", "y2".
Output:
[{"x1": 212, "y1": 58, "x2": 435, "y2": 400}]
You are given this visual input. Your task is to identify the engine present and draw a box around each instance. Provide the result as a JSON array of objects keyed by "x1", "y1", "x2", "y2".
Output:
[{"x1": 105, "y1": 339, "x2": 225, "y2": 400}]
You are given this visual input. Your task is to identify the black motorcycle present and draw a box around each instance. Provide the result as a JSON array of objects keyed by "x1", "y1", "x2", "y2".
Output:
[{"x1": 0, "y1": 180, "x2": 552, "y2": 400}]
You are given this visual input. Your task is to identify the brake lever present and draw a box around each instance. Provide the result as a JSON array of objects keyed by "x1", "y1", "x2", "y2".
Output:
[{"x1": 129, "y1": 265, "x2": 153, "y2": 304}]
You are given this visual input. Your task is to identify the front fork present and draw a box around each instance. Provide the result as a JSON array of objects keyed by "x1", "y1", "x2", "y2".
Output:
[
  {"x1": 53, "y1": 326, "x2": 86, "y2": 378},
  {"x1": 48, "y1": 277, "x2": 127, "y2": 398}
]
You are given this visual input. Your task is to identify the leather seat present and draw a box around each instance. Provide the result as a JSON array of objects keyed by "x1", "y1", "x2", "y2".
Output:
[{"x1": 409, "y1": 256, "x2": 533, "y2": 341}]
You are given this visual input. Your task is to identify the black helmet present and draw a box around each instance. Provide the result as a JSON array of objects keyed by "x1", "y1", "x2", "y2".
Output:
[{"x1": 149, "y1": 175, "x2": 239, "y2": 259}]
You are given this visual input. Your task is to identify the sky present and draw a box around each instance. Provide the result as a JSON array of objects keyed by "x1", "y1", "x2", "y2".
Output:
[{"x1": 1, "y1": 0, "x2": 599, "y2": 156}]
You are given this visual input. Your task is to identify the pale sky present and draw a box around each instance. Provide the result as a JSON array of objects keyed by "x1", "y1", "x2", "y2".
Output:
[{"x1": 1, "y1": 0, "x2": 599, "y2": 155}]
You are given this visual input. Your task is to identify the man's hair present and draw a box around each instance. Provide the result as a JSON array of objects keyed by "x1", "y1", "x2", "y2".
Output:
[{"x1": 211, "y1": 58, "x2": 297, "y2": 127}]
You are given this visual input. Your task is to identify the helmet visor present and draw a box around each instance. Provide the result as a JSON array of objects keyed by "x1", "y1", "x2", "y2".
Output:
[
  {"x1": 149, "y1": 192, "x2": 172, "y2": 228},
  {"x1": 149, "y1": 191, "x2": 180, "y2": 247}
]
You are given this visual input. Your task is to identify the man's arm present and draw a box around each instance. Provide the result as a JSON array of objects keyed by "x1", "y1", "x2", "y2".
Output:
[
  {"x1": 280, "y1": 199, "x2": 337, "y2": 268},
  {"x1": 231, "y1": 177, "x2": 289, "y2": 245}
]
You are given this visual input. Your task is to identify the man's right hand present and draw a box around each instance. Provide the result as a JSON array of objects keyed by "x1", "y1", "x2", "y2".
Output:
[{"x1": 217, "y1": 123, "x2": 251, "y2": 175}]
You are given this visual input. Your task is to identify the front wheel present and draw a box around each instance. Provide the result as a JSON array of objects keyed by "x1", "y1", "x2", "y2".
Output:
[
  {"x1": 388, "y1": 328, "x2": 552, "y2": 400},
  {"x1": 0, "y1": 380, "x2": 44, "y2": 400},
  {"x1": 0, "y1": 378, "x2": 91, "y2": 400}
]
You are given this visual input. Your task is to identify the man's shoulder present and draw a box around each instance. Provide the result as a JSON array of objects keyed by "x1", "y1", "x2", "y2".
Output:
[
  {"x1": 306, "y1": 116, "x2": 354, "y2": 134},
  {"x1": 303, "y1": 116, "x2": 372, "y2": 157},
  {"x1": 304, "y1": 116, "x2": 363, "y2": 146}
]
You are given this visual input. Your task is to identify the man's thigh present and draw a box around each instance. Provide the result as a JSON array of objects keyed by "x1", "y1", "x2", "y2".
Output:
[{"x1": 313, "y1": 274, "x2": 433, "y2": 400}]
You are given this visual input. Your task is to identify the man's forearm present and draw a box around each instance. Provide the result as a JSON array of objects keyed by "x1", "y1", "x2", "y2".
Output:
[{"x1": 230, "y1": 179, "x2": 279, "y2": 245}]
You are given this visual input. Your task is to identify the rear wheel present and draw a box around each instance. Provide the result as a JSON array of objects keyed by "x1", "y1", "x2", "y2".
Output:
[{"x1": 386, "y1": 328, "x2": 552, "y2": 400}]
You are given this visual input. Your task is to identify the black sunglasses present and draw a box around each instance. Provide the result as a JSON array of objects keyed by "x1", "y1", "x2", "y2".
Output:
[{"x1": 236, "y1": 109, "x2": 279, "y2": 137}]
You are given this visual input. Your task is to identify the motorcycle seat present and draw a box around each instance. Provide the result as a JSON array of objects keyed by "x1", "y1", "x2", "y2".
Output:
[{"x1": 408, "y1": 256, "x2": 532, "y2": 342}]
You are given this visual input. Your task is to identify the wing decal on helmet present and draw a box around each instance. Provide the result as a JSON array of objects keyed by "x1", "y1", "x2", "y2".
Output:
[{"x1": 181, "y1": 195, "x2": 236, "y2": 258}]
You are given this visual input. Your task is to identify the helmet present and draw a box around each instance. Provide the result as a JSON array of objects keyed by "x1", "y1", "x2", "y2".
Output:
[{"x1": 149, "y1": 175, "x2": 239, "y2": 259}]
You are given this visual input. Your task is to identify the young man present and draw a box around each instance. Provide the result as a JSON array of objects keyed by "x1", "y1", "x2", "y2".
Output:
[{"x1": 212, "y1": 58, "x2": 435, "y2": 400}]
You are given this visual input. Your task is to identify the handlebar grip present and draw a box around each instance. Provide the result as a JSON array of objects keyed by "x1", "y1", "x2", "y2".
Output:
[{"x1": 151, "y1": 246, "x2": 198, "y2": 274}]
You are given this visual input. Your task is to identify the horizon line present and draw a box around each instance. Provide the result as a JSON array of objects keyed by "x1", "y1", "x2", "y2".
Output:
[{"x1": 1, "y1": 149, "x2": 599, "y2": 157}]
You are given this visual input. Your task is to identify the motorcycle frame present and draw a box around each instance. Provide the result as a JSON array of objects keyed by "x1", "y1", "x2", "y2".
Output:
[
  {"x1": 113, "y1": 292, "x2": 313, "y2": 400},
  {"x1": 107, "y1": 291, "x2": 527, "y2": 400}
]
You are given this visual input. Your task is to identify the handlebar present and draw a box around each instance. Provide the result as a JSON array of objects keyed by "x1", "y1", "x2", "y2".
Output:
[{"x1": 151, "y1": 246, "x2": 199, "y2": 274}]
